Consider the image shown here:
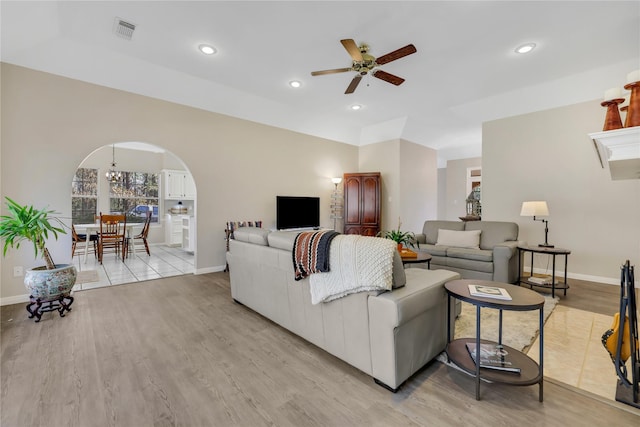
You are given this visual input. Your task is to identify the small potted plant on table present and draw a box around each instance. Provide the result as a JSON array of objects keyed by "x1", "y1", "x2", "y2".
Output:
[
  {"x1": 378, "y1": 218, "x2": 419, "y2": 254},
  {"x1": 0, "y1": 197, "x2": 76, "y2": 322}
]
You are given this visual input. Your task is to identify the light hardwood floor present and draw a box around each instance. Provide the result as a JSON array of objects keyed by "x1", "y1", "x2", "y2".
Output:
[{"x1": 1, "y1": 273, "x2": 638, "y2": 426}]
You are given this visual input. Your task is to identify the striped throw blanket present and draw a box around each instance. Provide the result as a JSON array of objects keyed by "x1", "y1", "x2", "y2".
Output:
[{"x1": 293, "y1": 230, "x2": 340, "y2": 281}]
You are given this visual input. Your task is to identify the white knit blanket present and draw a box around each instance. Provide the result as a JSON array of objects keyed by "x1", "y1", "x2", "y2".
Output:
[{"x1": 309, "y1": 235, "x2": 396, "y2": 304}]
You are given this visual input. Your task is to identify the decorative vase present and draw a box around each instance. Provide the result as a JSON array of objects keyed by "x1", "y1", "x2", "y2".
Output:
[
  {"x1": 397, "y1": 243, "x2": 403, "y2": 252},
  {"x1": 24, "y1": 264, "x2": 77, "y2": 322},
  {"x1": 24, "y1": 264, "x2": 77, "y2": 301},
  {"x1": 624, "y1": 81, "x2": 640, "y2": 128},
  {"x1": 601, "y1": 98, "x2": 625, "y2": 131}
]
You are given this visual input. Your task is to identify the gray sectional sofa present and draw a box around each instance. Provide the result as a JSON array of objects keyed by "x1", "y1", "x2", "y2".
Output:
[
  {"x1": 226, "y1": 227, "x2": 461, "y2": 391},
  {"x1": 414, "y1": 220, "x2": 520, "y2": 284}
]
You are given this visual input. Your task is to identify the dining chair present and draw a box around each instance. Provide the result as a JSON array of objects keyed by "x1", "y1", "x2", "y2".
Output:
[
  {"x1": 130, "y1": 211, "x2": 152, "y2": 256},
  {"x1": 98, "y1": 213, "x2": 127, "y2": 263},
  {"x1": 71, "y1": 224, "x2": 98, "y2": 258}
]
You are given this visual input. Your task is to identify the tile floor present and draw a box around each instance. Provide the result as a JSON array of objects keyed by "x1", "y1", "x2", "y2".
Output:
[
  {"x1": 71, "y1": 244, "x2": 195, "y2": 290},
  {"x1": 528, "y1": 304, "x2": 638, "y2": 403}
]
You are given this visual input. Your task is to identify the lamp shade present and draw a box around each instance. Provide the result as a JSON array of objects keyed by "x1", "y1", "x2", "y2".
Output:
[
  {"x1": 520, "y1": 201, "x2": 549, "y2": 217},
  {"x1": 331, "y1": 177, "x2": 342, "y2": 184}
]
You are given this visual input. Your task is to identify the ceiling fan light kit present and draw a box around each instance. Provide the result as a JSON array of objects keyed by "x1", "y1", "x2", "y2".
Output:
[{"x1": 311, "y1": 39, "x2": 416, "y2": 94}]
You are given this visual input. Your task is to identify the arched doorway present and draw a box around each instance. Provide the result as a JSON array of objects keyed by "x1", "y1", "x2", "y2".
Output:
[{"x1": 70, "y1": 142, "x2": 197, "y2": 289}]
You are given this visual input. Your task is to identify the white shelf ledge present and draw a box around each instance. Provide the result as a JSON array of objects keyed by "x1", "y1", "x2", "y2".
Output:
[{"x1": 588, "y1": 127, "x2": 640, "y2": 180}]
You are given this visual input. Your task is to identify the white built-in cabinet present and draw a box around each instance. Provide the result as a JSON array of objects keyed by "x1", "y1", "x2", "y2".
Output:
[
  {"x1": 182, "y1": 216, "x2": 195, "y2": 253},
  {"x1": 163, "y1": 169, "x2": 196, "y2": 199},
  {"x1": 166, "y1": 214, "x2": 194, "y2": 250},
  {"x1": 165, "y1": 214, "x2": 183, "y2": 246}
]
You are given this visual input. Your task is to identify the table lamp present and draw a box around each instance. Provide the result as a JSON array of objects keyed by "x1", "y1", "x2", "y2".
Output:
[{"x1": 520, "y1": 201, "x2": 554, "y2": 248}]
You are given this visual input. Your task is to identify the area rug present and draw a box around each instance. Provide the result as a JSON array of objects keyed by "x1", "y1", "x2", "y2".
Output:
[
  {"x1": 452, "y1": 293, "x2": 558, "y2": 352},
  {"x1": 75, "y1": 270, "x2": 99, "y2": 284}
]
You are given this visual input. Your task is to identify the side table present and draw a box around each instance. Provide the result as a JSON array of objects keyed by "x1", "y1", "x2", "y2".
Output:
[
  {"x1": 401, "y1": 252, "x2": 432, "y2": 269},
  {"x1": 518, "y1": 245, "x2": 571, "y2": 298},
  {"x1": 445, "y1": 279, "x2": 545, "y2": 401}
]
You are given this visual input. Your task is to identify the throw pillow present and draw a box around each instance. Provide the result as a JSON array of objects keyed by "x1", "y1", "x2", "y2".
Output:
[{"x1": 436, "y1": 229, "x2": 481, "y2": 249}]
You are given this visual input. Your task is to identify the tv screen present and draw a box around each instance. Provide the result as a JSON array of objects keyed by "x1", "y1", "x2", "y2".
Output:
[{"x1": 276, "y1": 196, "x2": 320, "y2": 230}]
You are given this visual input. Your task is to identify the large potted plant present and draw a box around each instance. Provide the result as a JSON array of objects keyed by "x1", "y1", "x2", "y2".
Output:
[
  {"x1": 378, "y1": 218, "x2": 419, "y2": 251},
  {"x1": 0, "y1": 197, "x2": 76, "y2": 321}
]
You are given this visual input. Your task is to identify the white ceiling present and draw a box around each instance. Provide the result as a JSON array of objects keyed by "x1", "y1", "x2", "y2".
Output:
[{"x1": 2, "y1": 1, "x2": 639, "y2": 165}]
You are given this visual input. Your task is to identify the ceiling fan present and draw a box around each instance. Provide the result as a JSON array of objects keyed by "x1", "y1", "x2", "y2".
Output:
[{"x1": 311, "y1": 39, "x2": 417, "y2": 94}]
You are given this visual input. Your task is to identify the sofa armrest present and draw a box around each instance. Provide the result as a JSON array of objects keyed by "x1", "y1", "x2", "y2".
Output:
[
  {"x1": 493, "y1": 241, "x2": 519, "y2": 283},
  {"x1": 415, "y1": 233, "x2": 426, "y2": 245},
  {"x1": 367, "y1": 269, "x2": 460, "y2": 389}
]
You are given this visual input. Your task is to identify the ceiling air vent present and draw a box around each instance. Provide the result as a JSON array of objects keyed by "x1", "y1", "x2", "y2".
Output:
[{"x1": 113, "y1": 18, "x2": 136, "y2": 40}]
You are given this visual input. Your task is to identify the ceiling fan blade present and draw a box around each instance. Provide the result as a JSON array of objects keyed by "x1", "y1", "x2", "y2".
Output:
[
  {"x1": 340, "y1": 39, "x2": 363, "y2": 62},
  {"x1": 311, "y1": 67, "x2": 352, "y2": 76},
  {"x1": 372, "y1": 69, "x2": 405, "y2": 86},
  {"x1": 375, "y1": 44, "x2": 417, "y2": 65},
  {"x1": 345, "y1": 75, "x2": 362, "y2": 94}
]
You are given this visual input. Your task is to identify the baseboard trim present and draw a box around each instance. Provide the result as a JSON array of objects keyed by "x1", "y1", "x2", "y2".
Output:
[
  {"x1": 1, "y1": 293, "x2": 30, "y2": 306},
  {"x1": 195, "y1": 265, "x2": 226, "y2": 275},
  {"x1": 1, "y1": 265, "x2": 225, "y2": 306},
  {"x1": 530, "y1": 267, "x2": 638, "y2": 288}
]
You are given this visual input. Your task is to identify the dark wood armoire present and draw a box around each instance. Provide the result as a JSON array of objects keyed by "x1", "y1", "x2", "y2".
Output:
[{"x1": 343, "y1": 172, "x2": 381, "y2": 236}]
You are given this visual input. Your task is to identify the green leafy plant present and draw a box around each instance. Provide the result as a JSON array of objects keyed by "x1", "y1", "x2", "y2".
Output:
[
  {"x1": 378, "y1": 218, "x2": 419, "y2": 249},
  {"x1": 0, "y1": 197, "x2": 66, "y2": 270}
]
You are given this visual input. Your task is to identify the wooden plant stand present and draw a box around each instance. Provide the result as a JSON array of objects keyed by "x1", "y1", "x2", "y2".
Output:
[{"x1": 26, "y1": 294, "x2": 74, "y2": 323}]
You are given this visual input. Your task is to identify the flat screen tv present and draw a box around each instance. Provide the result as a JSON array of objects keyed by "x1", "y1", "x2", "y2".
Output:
[{"x1": 276, "y1": 196, "x2": 320, "y2": 230}]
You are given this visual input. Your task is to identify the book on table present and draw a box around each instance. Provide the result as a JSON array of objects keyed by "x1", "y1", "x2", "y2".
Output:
[
  {"x1": 467, "y1": 284, "x2": 512, "y2": 300},
  {"x1": 527, "y1": 275, "x2": 552, "y2": 285},
  {"x1": 466, "y1": 342, "x2": 521, "y2": 374},
  {"x1": 399, "y1": 248, "x2": 417, "y2": 258}
]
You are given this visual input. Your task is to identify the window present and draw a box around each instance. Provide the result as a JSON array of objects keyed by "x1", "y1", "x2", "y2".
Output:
[
  {"x1": 71, "y1": 168, "x2": 98, "y2": 223},
  {"x1": 109, "y1": 171, "x2": 159, "y2": 223}
]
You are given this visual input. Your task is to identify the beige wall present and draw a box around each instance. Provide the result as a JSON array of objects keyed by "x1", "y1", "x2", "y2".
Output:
[
  {"x1": 0, "y1": 64, "x2": 358, "y2": 302},
  {"x1": 399, "y1": 139, "x2": 438, "y2": 232},
  {"x1": 3, "y1": 63, "x2": 637, "y2": 302},
  {"x1": 483, "y1": 100, "x2": 640, "y2": 284},
  {"x1": 358, "y1": 139, "x2": 438, "y2": 233},
  {"x1": 437, "y1": 168, "x2": 446, "y2": 220}
]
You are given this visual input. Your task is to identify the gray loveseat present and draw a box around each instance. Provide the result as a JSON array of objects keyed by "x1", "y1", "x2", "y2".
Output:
[
  {"x1": 226, "y1": 227, "x2": 460, "y2": 391},
  {"x1": 414, "y1": 220, "x2": 520, "y2": 284}
]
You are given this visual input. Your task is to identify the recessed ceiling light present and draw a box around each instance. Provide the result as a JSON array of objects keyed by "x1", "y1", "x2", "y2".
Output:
[
  {"x1": 515, "y1": 43, "x2": 536, "y2": 54},
  {"x1": 198, "y1": 44, "x2": 217, "y2": 55},
  {"x1": 351, "y1": 104, "x2": 362, "y2": 110},
  {"x1": 289, "y1": 80, "x2": 301, "y2": 88}
]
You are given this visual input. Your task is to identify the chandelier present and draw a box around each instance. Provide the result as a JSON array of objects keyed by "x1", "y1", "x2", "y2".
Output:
[{"x1": 105, "y1": 144, "x2": 122, "y2": 183}]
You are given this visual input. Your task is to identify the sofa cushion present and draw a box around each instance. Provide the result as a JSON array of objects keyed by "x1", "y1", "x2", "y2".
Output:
[
  {"x1": 417, "y1": 244, "x2": 448, "y2": 257},
  {"x1": 422, "y1": 221, "x2": 465, "y2": 244},
  {"x1": 233, "y1": 227, "x2": 270, "y2": 245},
  {"x1": 436, "y1": 229, "x2": 481, "y2": 249},
  {"x1": 392, "y1": 251, "x2": 406, "y2": 289},
  {"x1": 446, "y1": 247, "x2": 493, "y2": 262},
  {"x1": 267, "y1": 230, "x2": 299, "y2": 251},
  {"x1": 446, "y1": 257, "x2": 494, "y2": 273},
  {"x1": 464, "y1": 221, "x2": 518, "y2": 250}
]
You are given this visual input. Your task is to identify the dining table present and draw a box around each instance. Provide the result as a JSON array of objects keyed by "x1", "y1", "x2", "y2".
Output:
[{"x1": 74, "y1": 223, "x2": 142, "y2": 264}]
